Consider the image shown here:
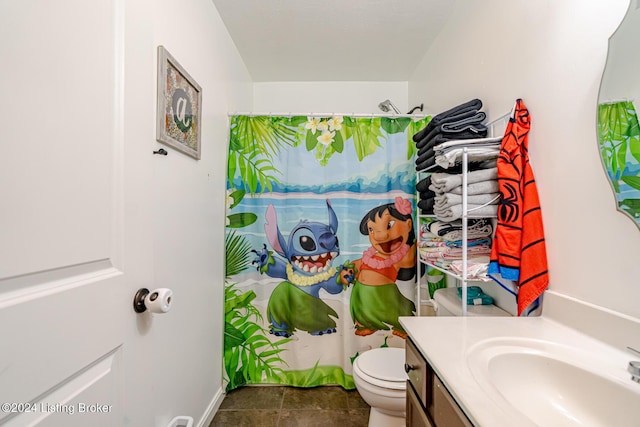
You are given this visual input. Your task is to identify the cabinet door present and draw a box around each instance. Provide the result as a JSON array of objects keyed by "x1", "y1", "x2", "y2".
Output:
[
  {"x1": 431, "y1": 376, "x2": 473, "y2": 427},
  {"x1": 407, "y1": 382, "x2": 434, "y2": 427},
  {"x1": 406, "y1": 338, "x2": 430, "y2": 406}
]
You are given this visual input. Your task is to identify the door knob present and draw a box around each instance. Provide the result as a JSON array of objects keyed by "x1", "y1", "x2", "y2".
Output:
[{"x1": 133, "y1": 288, "x2": 173, "y2": 313}]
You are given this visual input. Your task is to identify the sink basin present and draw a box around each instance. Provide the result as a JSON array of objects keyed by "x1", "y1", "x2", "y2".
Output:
[{"x1": 466, "y1": 338, "x2": 640, "y2": 427}]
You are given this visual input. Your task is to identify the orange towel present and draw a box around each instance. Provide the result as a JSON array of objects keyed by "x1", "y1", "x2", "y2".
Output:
[{"x1": 488, "y1": 99, "x2": 549, "y2": 315}]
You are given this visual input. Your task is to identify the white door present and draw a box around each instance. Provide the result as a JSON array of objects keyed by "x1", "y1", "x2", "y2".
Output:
[{"x1": 0, "y1": 1, "x2": 129, "y2": 425}]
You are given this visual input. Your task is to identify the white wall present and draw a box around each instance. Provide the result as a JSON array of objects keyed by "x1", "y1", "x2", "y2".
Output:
[
  {"x1": 599, "y1": 1, "x2": 640, "y2": 101},
  {"x1": 253, "y1": 81, "x2": 409, "y2": 114},
  {"x1": 409, "y1": 0, "x2": 640, "y2": 319},
  {"x1": 123, "y1": 0, "x2": 251, "y2": 425}
]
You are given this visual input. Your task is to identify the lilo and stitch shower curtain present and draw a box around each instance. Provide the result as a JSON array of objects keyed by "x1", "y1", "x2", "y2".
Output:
[
  {"x1": 223, "y1": 114, "x2": 430, "y2": 391},
  {"x1": 597, "y1": 101, "x2": 640, "y2": 225}
]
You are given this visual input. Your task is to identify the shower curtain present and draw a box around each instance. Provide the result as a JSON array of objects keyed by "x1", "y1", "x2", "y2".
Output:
[
  {"x1": 223, "y1": 114, "x2": 430, "y2": 391},
  {"x1": 597, "y1": 101, "x2": 640, "y2": 223}
]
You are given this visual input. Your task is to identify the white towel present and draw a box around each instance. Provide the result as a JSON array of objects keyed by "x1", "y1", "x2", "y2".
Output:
[
  {"x1": 433, "y1": 136, "x2": 503, "y2": 151},
  {"x1": 440, "y1": 220, "x2": 494, "y2": 241}
]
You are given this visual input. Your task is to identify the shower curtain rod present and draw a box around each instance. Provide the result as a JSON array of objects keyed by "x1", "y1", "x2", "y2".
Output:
[{"x1": 227, "y1": 111, "x2": 430, "y2": 118}]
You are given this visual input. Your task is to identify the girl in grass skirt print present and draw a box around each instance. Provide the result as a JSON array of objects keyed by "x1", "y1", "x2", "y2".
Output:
[{"x1": 340, "y1": 197, "x2": 416, "y2": 338}]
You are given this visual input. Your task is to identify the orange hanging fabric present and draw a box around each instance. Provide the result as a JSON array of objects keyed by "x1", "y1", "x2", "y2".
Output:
[{"x1": 488, "y1": 99, "x2": 549, "y2": 315}]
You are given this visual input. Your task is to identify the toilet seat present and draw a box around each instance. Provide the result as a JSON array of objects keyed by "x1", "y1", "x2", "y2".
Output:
[{"x1": 354, "y1": 348, "x2": 406, "y2": 390}]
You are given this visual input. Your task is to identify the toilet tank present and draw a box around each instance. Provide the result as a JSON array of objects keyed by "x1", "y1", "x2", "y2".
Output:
[{"x1": 433, "y1": 287, "x2": 510, "y2": 316}]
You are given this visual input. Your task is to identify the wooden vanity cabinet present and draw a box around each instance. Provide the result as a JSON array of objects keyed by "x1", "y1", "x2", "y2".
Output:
[{"x1": 405, "y1": 338, "x2": 473, "y2": 427}]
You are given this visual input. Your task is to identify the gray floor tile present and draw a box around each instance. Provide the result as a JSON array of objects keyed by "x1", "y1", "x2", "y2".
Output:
[
  {"x1": 278, "y1": 409, "x2": 369, "y2": 427},
  {"x1": 282, "y1": 386, "x2": 349, "y2": 410},
  {"x1": 219, "y1": 386, "x2": 285, "y2": 410},
  {"x1": 211, "y1": 409, "x2": 280, "y2": 427},
  {"x1": 211, "y1": 385, "x2": 371, "y2": 427}
]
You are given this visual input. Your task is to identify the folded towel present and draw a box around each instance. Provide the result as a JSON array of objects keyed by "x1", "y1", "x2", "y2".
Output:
[
  {"x1": 435, "y1": 147, "x2": 500, "y2": 169},
  {"x1": 416, "y1": 133, "x2": 448, "y2": 151},
  {"x1": 449, "y1": 260, "x2": 491, "y2": 282},
  {"x1": 439, "y1": 245, "x2": 492, "y2": 259},
  {"x1": 425, "y1": 220, "x2": 459, "y2": 236},
  {"x1": 416, "y1": 155, "x2": 437, "y2": 172},
  {"x1": 418, "y1": 198, "x2": 435, "y2": 214},
  {"x1": 415, "y1": 147, "x2": 435, "y2": 165},
  {"x1": 425, "y1": 159, "x2": 497, "y2": 175},
  {"x1": 434, "y1": 203, "x2": 498, "y2": 222},
  {"x1": 419, "y1": 226, "x2": 438, "y2": 240},
  {"x1": 448, "y1": 180, "x2": 500, "y2": 196},
  {"x1": 440, "y1": 112, "x2": 487, "y2": 133},
  {"x1": 418, "y1": 239, "x2": 448, "y2": 248},
  {"x1": 434, "y1": 193, "x2": 500, "y2": 210},
  {"x1": 419, "y1": 244, "x2": 492, "y2": 260},
  {"x1": 444, "y1": 237, "x2": 492, "y2": 248},
  {"x1": 427, "y1": 218, "x2": 492, "y2": 237},
  {"x1": 434, "y1": 136, "x2": 503, "y2": 152},
  {"x1": 419, "y1": 190, "x2": 435, "y2": 201},
  {"x1": 418, "y1": 137, "x2": 500, "y2": 169},
  {"x1": 440, "y1": 219, "x2": 494, "y2": 241},
  {"x1": 416, "y1": 176, "x2": 432, "y2": 193},
  {"x1": 435, "y1": 141, "x2": 501, "y2": 157},
  {"x1": 420, "y1": 237, "x2": 492, "y2": 249},
  {"x1": 457, "y1": 286, "x2": 494, "y2": 305},
  {"x1": 413, "y1": 99, "x2": 483, "y2": 142},
  {"x1": 421, "y1": 112, "x2": 487, "y2": 145},
  {"x1": 415, "y1": 128, "x2": 488, "y2": 151},
  {"x1": 418, "y1": 140, "x2": 437, "y2": 157},
  {"x1": 430, "y1": 167, "x2": 498, "y2": 193}
]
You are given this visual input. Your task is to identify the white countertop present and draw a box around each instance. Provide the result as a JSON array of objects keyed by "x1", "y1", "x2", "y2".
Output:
[{"x1": 399, "y1": 315, "x2": 636, "y2": 426}]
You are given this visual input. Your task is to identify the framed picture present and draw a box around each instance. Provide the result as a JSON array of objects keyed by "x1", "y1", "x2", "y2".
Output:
[{"x1": 156, "y1": 45, "x2": 202, "y2": 159}]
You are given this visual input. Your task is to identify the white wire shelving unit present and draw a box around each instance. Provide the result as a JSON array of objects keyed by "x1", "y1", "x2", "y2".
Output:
[{"x1": 415, "y1": 112, "x2": 510, "y2": 316}]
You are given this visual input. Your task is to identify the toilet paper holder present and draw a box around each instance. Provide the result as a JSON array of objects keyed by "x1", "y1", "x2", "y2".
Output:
[{"x1": 133, "y1": 287, "x2": 173, "y2": 313}]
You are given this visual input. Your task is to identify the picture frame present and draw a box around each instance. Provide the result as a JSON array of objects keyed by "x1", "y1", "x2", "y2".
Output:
[{"x1": 156, "y1": 45, "x2": 202, "y2": 160}]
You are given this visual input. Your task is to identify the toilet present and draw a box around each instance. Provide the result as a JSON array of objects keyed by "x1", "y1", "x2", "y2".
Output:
[
  {"x1": 352, "y1": 347, "x2": 407, "y2": 427},
  {"x1": 353, "y1": 288, "x2": 509, "y2": 427},
  {"x1": 432, "y1": 286, "x2": 510, "y2": 316}
]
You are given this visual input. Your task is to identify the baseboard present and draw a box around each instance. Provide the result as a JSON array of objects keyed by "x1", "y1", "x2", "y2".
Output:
[{"x1": 196, "y1": 386, "x2": 225, "y2": 427}]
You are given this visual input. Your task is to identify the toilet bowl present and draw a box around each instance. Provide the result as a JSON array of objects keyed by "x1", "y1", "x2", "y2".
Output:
[{"x1": 352, "y1": 347, "x2": 407, "y2": 427}]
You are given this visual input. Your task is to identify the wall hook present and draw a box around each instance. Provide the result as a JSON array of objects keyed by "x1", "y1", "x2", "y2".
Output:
[{"x1": 153, "y1": 148, "x2": 168, "y2": 155}]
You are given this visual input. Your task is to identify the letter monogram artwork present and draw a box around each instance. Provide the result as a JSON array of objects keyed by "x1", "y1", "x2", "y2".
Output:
[{"x1": 156, "y1": 45, "x2": 202, "y2": 159}]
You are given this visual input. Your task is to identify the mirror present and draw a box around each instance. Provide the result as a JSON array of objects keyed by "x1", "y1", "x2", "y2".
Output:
[{"x1": 597, "y1": 1, "x2": 640, "y2": 227}]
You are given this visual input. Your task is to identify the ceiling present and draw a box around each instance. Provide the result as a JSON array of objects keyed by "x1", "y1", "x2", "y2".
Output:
[{"x1": 212, "y1": 0, "x2": 459, "y2": 82}]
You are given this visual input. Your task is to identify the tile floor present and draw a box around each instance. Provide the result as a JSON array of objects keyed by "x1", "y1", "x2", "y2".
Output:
[{"x1": 210, "y1": 385, "x2": 370, "y2": 427}]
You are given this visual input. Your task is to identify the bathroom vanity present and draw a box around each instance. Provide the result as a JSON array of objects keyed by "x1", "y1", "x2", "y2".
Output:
[
  {"x1": 399, "y1": 293, "x2": 640, "y2": 427},
  {"x1": 405, "y1": 337, "x2": 471, "y2": 427}
]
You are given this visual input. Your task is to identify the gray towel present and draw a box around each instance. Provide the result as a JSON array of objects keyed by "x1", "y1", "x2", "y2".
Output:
[
  {"x1": 449, "y1": 180, "x2": 499, "y2": 195},
  {"x1": 430, "y1": 167, "x2": 498, "y2": 193},
  {"x1": 413, "y1": 98, "x2": 483, "y2": 143},
  {"x1": 434, "y1": 193, "x2": 500, "y2": 209},
  {"x1": 440, "y1": 112, "x2": 487, "y2": 134},
  {"x1": 434, "y1": 204, "x2": 498, "y2": 222}
]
